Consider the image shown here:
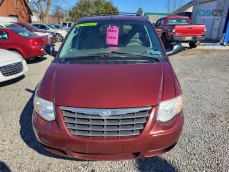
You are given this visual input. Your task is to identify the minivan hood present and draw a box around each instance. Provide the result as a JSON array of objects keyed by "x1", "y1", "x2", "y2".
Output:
[{"x1": 38, "y1": 63, "x2": 176, "y2": 108}]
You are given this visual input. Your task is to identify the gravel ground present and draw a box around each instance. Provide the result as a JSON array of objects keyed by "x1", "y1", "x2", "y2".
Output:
[{"x1": 0, "y1": 45, "x2": 228, "y2": 172}]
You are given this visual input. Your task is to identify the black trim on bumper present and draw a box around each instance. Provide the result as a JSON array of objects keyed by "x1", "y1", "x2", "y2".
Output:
[{"x1": 171, "y1": 36, "x2": 205, "y2": 42}]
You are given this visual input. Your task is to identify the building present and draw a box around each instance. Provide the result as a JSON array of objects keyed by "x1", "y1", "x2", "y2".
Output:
[
  {"x1": 191, "y1": 0, "x2": 229, "y2": 41},
  {"x1": 32, "y1": 13, "x2": 68, "y2": 24},
  {"x1": 173, "y1": 0, "x2": 229, "y2": 41},
  {"x1": 31, "y1": 12, "x2": 40, "y2": 23},
  {"x1": 144, "y1": 12, "x2": 169, "y2": 24},
  {"x1": 172, "y1": 1, "x2": 194, "y2": 19},
  {"x1": 47, "y1": 15, "x2": 64, "y2": 24},
  {"x1": 0, "y1": 0, "x2": 32, "y2": 23}
]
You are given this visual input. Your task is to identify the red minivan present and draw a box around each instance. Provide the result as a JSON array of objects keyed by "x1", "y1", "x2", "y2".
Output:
[{"x1": 33, "y1": 15, "x2": 184, "y2": 161}]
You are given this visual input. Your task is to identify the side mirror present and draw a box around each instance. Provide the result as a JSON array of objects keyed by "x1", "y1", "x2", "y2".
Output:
[
  {"x1": 44, "y1": 45, "x2": 57, "y2": 57},
  {"x1": 166, "y1": 43, "x2": 183, "y2": 56}
]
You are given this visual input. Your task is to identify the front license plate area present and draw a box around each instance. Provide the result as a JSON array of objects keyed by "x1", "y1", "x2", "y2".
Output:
[{"x1": 86, "y1": 143, "x2": 122, "y2": 153}]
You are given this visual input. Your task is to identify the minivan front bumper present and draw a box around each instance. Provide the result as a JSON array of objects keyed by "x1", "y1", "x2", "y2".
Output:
[{"x1": 32, "y1": 107, "x2": 184, "y2": 161}]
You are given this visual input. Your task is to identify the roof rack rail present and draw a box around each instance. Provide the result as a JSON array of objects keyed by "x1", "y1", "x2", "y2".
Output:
[
  {"x1": 90, "y1": 12, "x2": 141, "y2": 17},
  {"x1": 118, "y1": 12, "x2": 141, "y2": 16},
  {"x1": 90, "y1": 13, "x2": 117, "y2": 16}
]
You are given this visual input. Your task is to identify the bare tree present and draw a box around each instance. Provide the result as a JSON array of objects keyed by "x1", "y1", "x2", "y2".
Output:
[
  {"x1": 52, "y1": 5, "x2": 65, "y2": 23},
  {"x1": 30, "y1": 0, "x2": 66, "y2": 23},
  {"x1": 137, "y1": 7, "x2": 143, "y2": 16},
  {"x1": 30, "y1": 0, "x2": 51, "y2": 23},
  {"x1": 165, "y1": 0, "x2": 184, "y2": 14}
]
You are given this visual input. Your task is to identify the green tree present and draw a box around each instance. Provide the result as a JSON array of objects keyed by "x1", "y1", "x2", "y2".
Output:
[
  {"x1": 137, "y1": 7, "x2": 143, "y2": 16},
  {"x1": 69, "y1": 0, "x2": 119, "y2": 21}
]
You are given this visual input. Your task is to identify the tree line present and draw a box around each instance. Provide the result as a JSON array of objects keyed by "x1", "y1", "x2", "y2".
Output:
[
  {"x1": 30, "y1": 0, "x2": 119, "y2": 23},
  {"x1": 29, "y1": 0, "x2": 184, "y2": 23}
]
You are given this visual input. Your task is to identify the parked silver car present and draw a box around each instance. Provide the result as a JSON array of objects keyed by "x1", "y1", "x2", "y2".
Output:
[{"x1": 32, "y1": 24, "x2": 67, "y2": 42}]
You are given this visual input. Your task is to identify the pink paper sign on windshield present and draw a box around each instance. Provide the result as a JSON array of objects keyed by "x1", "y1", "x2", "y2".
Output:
[{"x1": 106, "y1": 26, "x2": 119, "y2": 45}]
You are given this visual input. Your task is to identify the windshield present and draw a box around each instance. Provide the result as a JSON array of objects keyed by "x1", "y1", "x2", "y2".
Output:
[
  {"x1": 27, "y1": 24, "x2": 39, "y2": 31},
  {"x1": 68, "y1": 23, "x2": 73, "y2": 28},
  {"x1": 3, "y1": 23, "x2": 24, "y2": 29},
  {"x1": 59, "y1": 20, "x2": 165, "y2": 59},
  {"x1": 166, "y1": 18, "x2": 189, "y2": 25},
  {"x1": 55, "y1": 25, "x2": 63, "y2": 29},
  {"x1": 62, "y1": 25, "x2": 67, "y2": 29},
  {"x1": 47, "y1": 24, "x2": 57, "y2": 29},
  {"x1": 12, "y1": 28, "x2": 37, "y2": 37}
]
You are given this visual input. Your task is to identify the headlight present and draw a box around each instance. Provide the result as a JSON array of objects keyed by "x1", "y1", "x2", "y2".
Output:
[
  {"x1": 157, "y1": 95, "x2": 183, "y2": 122},
  {"x1": 34, "y1": 95, "x2": 55, "y2": 121},
  {"x1": 18, "y1": 55, "x2": 24, "y2": 60}
]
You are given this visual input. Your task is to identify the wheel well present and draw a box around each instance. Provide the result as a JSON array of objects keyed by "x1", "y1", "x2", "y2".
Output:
[
  {"x1": 7, "y1": 49, "x2": 23, "y2": 57},
  {"x1": 56, "y1": 33, "x2": 63, "y2": 41},
  {"x1": 8, "y1": 49, "x2": 21, "y2": 53},
  {"x1": 162, "y1": 32, "x2": 167, "y2": 38}
]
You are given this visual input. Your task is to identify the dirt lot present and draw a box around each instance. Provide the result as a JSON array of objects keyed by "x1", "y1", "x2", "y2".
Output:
[{"x1": 0, "y1": 45, "x2": 228, "y2": 172}]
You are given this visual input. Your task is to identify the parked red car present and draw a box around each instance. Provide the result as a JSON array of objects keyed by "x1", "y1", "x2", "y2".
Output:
[
  {"x1": 15, "y1": 22, "x2": 57, "y2": 45},
  {"x1": 33, "y1": 15, "x2": 184, "y2": 161},
  {"x1": 0, "y1": 27, "x2": 48, "y2": 59},
  {"x1": 155, "y1": 16, "x2": 206, "y2": 48}
]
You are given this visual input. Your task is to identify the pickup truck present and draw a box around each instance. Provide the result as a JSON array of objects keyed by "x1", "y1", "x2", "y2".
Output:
[{"x1": 155, "y1": 16, "x2": 206, "y2": 48}]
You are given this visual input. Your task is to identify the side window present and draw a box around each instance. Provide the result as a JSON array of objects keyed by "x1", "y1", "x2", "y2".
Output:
[
  {"x1": 68, "y1": 23, "x2": 72, "y2": 28},
  {"x1": 21, "y1": 26, "x2": 27, "y2": 29},
  {"x1": 160, "y1": 19, "x2": 165, "y2": 26},
  {"x1": 40, "y1": 25, "x2": 46, "y2": 30},
  {"x1": 33, "y1": 25, "x2": 39, "y2": 29},
  {"x1": 62, "y1": 23, "x2": 67, "y2": 27},
  {"x1": 156, "y1": 20, "x2": 162, "y2": 27},
  {"x1": 0, "y1": 31, "x2": 9, "y2": 40}
]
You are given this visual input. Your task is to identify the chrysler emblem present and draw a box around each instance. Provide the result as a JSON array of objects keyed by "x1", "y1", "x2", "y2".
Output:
[{"x1": 99, "y1": 110, "x2": 111, "y2": 118}]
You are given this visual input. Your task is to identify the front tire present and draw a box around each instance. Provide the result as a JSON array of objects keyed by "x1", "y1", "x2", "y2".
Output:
[
  {"x1": 189, "y1": 42, "x2": 198, "y2": 48},
  {"x1": 56, "y1": 34, "x2": 63, "y2": 42},
  {"x1": 161, "y1": 34, "x2": 171, "y2": 49}
]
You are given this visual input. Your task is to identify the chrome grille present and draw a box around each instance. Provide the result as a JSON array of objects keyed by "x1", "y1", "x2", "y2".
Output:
[
  {"x1": 0, "y1": 62, "x2": 23, "y2": 77},
  {"x1": 61, "y1": 107, "x2": 151, "y2": 138}
]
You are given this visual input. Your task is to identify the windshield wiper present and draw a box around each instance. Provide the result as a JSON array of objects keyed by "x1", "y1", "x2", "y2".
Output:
[
  {"x1": 88, "y1": 51, "x2": 161, "y2": 62},
  {"x1": 58, "y1": 56, "x2": 100, "y2": 63},
  {"x1": 57, "y1": 51, "x2": 163, "y2": 64}
]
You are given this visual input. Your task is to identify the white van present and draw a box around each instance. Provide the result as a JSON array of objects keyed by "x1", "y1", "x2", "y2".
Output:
[{"x1": 61, "y1": 22, "x2": 73, "y2": 30}]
